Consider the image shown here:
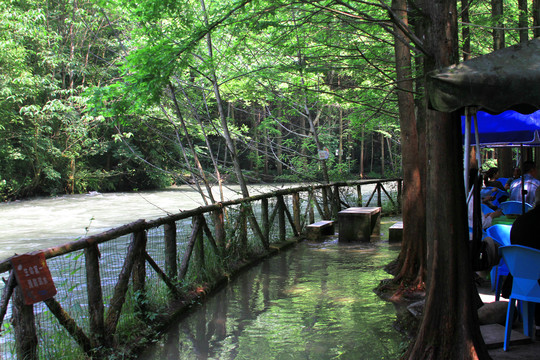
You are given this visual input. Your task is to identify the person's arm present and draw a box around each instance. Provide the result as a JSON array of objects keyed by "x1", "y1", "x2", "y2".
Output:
[{"x1": 482, "y1": 209, "x2": 503, "y2": 229}]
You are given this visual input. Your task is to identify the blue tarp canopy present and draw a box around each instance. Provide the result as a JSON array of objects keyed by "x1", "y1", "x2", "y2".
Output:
[{"x1": 462, "y1": 110, "x2": 540, "y2": 147}]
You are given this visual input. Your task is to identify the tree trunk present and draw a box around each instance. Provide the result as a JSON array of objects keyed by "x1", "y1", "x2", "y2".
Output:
[
  {"x1": 518, "y1": 0, "x2": 528, "y2": 43},
  {"x1": 338, "y1": 106, "x2": 343, "y2": 166},
  {"x1": 264, "y1": 110, "x2": 269, "y2": 176},
  {"x1": 461, "y1": 0, "x2": 470, "y2": 61},
  {"x1": 492, "y1": 0, "x2": 513, "y2": 177},
  {"x1": 534, "y1": 0, "x2": 540, "y2": 38},
  {"x1": 407, "y1": 0, "x2": 490, "y2": 358},
  {"x1": 200, "y1": 0, "x2": 250, "y2": 198},
  {"x1": 370, "y1": 131, "x2": 374, "y2": 174},
  {"x1": 386, "y1": 137, "x2": 394, "y2": 173},
  {"x1": 360, "y1": 127, "x2": 365, "y2": 178},
  {"x1": 277, "y1": 107, "x2": 283, "y2": 176},
  {"x1": 177, "y1": 82, "x2": 225, "y2": 202},
  {"x1": 390, "y1": 0, "x2": 426, "y2": 295},
  {"x1": 492, "y1": 0, "x2": 504, "y2": 50},
  {"x1": 168, "y1": 85, "x2": 215, "y2": 204},
  {"x1": 380, "y1": 131, "x2": 385, "y2": 176}
]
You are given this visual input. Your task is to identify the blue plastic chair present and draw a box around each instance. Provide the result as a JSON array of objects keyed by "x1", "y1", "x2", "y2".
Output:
[
  {"x1": 486, "y1": 224, "x2": 512, "y2": 247},
  {"x1": 480, "y1": 187, "x2": 496, "y2": 199},
  {"x1": 499, "y1": 245, "x2": 540, "y2": 351},
  {"x1": 500, "y1": 200, "x2": 533, "y2": 216},
  {"x1": 481, "y1": 203, "x2": 495, "y2": 215},
  {"x1": 481, "y1": 187, "x2": 510, "y2": 208},
  {"x1": 486, "y1": 225, "x2": 512, "y2": 300},
  {"x1": 498, "y1": 177, "x2": 509, "y2": 187}
]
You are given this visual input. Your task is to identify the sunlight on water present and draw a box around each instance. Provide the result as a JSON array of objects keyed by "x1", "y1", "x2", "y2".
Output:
[{"x1": 139, "y1": 235, "x2": 406, "y2": 360}]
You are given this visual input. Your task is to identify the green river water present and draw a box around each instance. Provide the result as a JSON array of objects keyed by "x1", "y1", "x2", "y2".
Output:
[{"x1": 139, "y1": 222, "x2": 406, "y2": 360}]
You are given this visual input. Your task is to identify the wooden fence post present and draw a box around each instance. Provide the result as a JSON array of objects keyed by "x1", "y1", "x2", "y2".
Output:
[
  {"x1": 356, "y1": 184, "x2": 363, "y2": 207},
  {"x1": 199, "y1": 216, "x2": 221, "y2": 257},
  {"x1": 397, "y1": 179, "x2": 403, "y2": 210},
  {"x1": 132, "y1": 230, "x2": 148, "y2": 317},
  {"x1": 0, "y1": 271, "x2": 16, "y2": 327},
  {"x1": 194, "y1": 216, "x2": 205, "y2": 273},
  {"x1": 278, "y1": 195, "x2": 286, "y2": 242},
  {"x1": 43, "y1": 297, "x2": 93, "y2": 354},
  {"x1": 240, "y1": 206, "x2": 248, "y2": 252},
  {"x1": 308, "y1": 190, "x2": 315, "y2": 224},
  {"x1": 245, "y1": 205, "x2": 268, "y2": 249},
  {"x1": 105, "y1": 227, "x2": 148, "y2": 335},
  {"x1": 321, "y1": 187, "x2": 330, "y2": 219},
  {"x1": 164, "y1": 221, "x2": 177, "y2": 283},
  {"x1": 292, "y1": 193, "x2": 301, "y2": 233},
  {"x1": 85, "y1": 244, "x2": 105, "y2": 346},
  {"x1": 333, "y1": 184, "x2": 340, "y2": 219},
  {"x1": 312, "y1": 189, "x2": 325, "y2": 220},
  {"x1": 262, "y1": 198, "x2": 270, "y2": 244},
  {"x1": 213, "y1": 209, "x2": 225, "y2": 249},
  {"x1": 178, "y1": 216, "x2": 202, "y2": 280},
  {"x1": 12, "y1": 285, "x2": 38, "y2": 360},
  {"x1": 377, "y1": 183, "x2": 382, "y2": 207}
]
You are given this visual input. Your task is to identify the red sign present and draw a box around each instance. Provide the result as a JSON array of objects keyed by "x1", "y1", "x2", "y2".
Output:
[{"x1": 10, "y1": 252, "x2": 57, "y2": 305}]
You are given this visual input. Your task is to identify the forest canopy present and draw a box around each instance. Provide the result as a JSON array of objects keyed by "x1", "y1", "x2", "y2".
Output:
[{"x1": 0, "y1": 0, "x2": 530, "y2": 200}]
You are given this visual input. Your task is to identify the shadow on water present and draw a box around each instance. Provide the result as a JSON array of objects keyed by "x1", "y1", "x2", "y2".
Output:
[{"x1": 139, "y1": 232, "x2": 406, "y2": 360}]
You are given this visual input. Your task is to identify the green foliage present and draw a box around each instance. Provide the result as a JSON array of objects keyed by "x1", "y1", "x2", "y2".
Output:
[
  {"x1": 482, "y1": 157, "x2": 498, "y2": 172},
  {"x1": 0, "y1": 0, "x2": 531, "y2": 200}
]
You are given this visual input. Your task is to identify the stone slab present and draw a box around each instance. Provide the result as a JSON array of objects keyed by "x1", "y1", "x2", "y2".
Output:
[{"x1": 481, "y1": 324, "x2": 531, "y2": 349}]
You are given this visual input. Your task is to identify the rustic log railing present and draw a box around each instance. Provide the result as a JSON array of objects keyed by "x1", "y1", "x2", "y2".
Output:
[{"x1": 0, "y1": 179, "x2": 401, "y2": 359}]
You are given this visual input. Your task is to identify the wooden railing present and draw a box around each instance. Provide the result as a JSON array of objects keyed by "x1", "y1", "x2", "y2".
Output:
[{"x1": 0, "y1": 179, "x2": 401, "y2": 359}]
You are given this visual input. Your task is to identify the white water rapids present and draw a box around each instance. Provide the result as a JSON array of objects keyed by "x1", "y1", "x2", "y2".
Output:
[{"x1": 0, "y1": 184, "x2": 286, "y2": 261}]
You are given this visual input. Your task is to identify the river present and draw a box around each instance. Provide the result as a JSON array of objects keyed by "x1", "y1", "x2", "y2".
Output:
[{"x1": 0, "y1": 184, "x2": 305, "y2": 261}]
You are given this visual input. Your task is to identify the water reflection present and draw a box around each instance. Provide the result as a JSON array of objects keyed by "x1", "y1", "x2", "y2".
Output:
[{"x1": 139, "y1": 238, "x2": 405, "y2": 360}]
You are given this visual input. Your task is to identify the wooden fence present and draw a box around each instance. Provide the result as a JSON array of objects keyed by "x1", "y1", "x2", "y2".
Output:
[{"x1": 0, "y1": 179, "x2": 401, "y2": 359}]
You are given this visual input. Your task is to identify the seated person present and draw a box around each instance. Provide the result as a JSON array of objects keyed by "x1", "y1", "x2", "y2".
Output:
[
  {"x1": 509, "y1": 160, "x2": 540, "y2": 206},
  {"x1": 483, "y1": 167, "x2": 509, "y2": 206},
  {"x1": 484, "y1": 167, "x2": 505, "y2": 191},
  {"x1": 502, "y1": 187, "x2": 540, "y2": 324},
  {"x1": 504, "y1": 167, "x2": 521, "y2": 190},
  {"x1": 510, "y1": 186, "x2": 540, "y2": 248},
  {"x1": 468, "y1": 169, "x2": 503, "y2": 240}
]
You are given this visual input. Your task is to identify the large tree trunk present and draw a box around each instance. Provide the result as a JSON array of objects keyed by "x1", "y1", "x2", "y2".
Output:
[
  {"x1": 391, "y1": 0, "x2": 426, "y2": 293},
  {"x1": 406, "y1": 0, "x2": 490, "y2": 358},
  {"x1": 492, "y1": 0, "x2": 513, "y2": 176}
]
